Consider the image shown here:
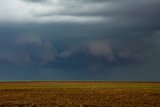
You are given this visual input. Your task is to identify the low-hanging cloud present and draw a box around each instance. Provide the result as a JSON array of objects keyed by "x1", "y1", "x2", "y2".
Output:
[
  {"x1": 0, "y1": 35, "x2": 55, "y2": 65},
  {"x1": 85, "y1": 40, "x2": 116, "y2": 62},
  {"x1": 59, "y1": 50, "x2": 74, "y2": 59},
  {"x1": 55, "y1": 33, "x2": 156, "y2": 68}
]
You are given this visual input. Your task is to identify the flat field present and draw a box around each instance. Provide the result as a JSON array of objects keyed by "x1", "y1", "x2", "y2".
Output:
[{"x1": 0, "y1": 81, "x2": 160, "y2": 107}]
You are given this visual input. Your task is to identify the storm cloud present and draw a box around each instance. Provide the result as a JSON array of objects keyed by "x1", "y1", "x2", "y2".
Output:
[
  {"x1": 0, "y1": 35, "x2": 55, "y2": 65},
  {"x1": 0, "y1": 0, "x2": 160, "y2": 81}
]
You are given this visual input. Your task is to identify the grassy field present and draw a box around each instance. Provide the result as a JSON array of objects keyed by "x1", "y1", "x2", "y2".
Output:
[{"x1": 0, "y1": 81, "x2": 160, "y2": 107}]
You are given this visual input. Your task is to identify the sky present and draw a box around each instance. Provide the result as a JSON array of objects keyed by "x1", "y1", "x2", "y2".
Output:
[{"x1": 0, "y1": 0, "x2": 160, "y2": 81}]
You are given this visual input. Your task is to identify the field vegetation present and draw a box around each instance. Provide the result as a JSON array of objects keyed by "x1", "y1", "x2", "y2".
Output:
[{"x1": 0, "y1": 81, "x2": 160, "y2": 107}]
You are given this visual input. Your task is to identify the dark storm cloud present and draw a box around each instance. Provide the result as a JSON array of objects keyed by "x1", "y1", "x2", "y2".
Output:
[
  {"x1": 0, "y1": 0, "x2": 160, "y2": 80},
  {"x1": 0, "y1": 35, "x2": 55, "y2": 65},
  {"x1": 62, "y1": 33, "x2": 156, "y2": 64}
]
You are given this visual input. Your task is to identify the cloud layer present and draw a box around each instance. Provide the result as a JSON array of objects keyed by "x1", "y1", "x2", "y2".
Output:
[
  {"x1": 0, "y1": 0, "x2": 160, "y2": 80},
  {"x1": 0, "y1": 0, "x2": 160, "y2": 25},
  {"x1": 0, "y1": 33, "x2": 156, "y2": 66}
]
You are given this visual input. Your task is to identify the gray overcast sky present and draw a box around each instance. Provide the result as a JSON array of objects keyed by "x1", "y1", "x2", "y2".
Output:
[{"x1": 0, "y1": 0, "x2": 160, "y2": 81}]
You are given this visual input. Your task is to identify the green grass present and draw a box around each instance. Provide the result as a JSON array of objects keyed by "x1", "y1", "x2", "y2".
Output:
[{"x1": 0, "y1": 81, "x2": 160, "y2": 89}]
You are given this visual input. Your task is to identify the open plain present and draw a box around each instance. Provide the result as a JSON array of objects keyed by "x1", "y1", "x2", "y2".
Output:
[{"x1": 0, "y1": 81, "x2": 160, "y2": 107}]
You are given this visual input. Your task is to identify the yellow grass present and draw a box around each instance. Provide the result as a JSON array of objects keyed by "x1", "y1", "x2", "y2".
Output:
[{"x1": 0, "y1": 81, "x2": 160, "y2": 107}]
